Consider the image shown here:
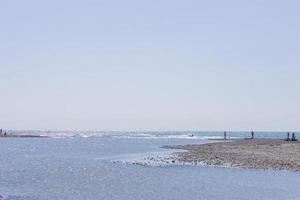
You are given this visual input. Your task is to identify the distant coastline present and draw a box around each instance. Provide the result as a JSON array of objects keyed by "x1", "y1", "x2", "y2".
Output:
[{"x1": 0, "y1": 134, "x2": 47, "y2": 138}]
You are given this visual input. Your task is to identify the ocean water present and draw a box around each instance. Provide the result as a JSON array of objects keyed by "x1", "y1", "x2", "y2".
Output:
[
  {"x1": 5, "y1": 130, "x2": 299, "y2": 139},
  {"x1": 0, "y1": 131, "x2": 300, "y2": 200}
]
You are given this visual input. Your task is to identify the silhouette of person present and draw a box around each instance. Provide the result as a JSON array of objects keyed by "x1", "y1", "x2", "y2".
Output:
[{"x1": 292, "y1": 133, "x2": 296, "y2": 141}]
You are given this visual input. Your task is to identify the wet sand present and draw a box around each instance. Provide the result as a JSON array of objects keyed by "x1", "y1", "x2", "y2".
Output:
[{"x1": 163, "y1": 139, "x2": 300, "y2": 171}]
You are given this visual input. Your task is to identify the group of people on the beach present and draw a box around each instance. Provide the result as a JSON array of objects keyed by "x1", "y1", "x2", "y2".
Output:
[
  {"x1": 223, "y1": 131, "x2": 297, "y2": 141},
  {"x1": 286, "y1": 132, "x2": 297, "y2": 141},
  {"x1": 0, "y1": 129, "x2": 7, "y2": 136},
  {"x1": 223, "y1": 131, "x2": 251, "y2": 140}
]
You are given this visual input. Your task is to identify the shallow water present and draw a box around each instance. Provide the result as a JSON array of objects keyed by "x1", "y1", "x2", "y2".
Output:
[{"x1": 0, "y1": 134, "x2": 300, "y2": 200}]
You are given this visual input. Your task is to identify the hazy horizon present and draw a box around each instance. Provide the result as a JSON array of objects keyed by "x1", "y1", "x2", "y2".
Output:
[{"x1": 1, "y1": 1, "x2": 300, "y2": 131}]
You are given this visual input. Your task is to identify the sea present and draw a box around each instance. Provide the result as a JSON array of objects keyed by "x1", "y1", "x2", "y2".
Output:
[{"x1": 0, "y1": 131, "x2": 299, "y2": 200}]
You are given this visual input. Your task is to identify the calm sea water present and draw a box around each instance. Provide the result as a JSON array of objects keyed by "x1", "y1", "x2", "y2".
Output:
[
  {"x1": 5, "y1": 130, "x2": 300, "y2": 139},
  {"x1": 0, "y1": 131, "x2": 299, "y2": 200}
]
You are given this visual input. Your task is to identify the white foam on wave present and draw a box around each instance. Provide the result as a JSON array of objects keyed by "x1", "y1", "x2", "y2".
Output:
[
  {"x1": 111, "y1": 134, "x2": 241, "y2": 140},
  {"x1": 111, "y1": 133, "x2": 202, "y2": 140},
  {"x1": 5, "y1": 130, "x2": 244, "y2": 141}
]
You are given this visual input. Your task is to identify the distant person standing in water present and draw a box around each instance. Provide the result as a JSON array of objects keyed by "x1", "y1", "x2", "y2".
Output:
[
  {"x1": 251, "y1": 131, "x2": 254, "y2": 139},
  {"x1": 224, "y1": 131, "x2": 227, "y2": 140},
  {"x1": 0, "y1": 129, "x2": 2, "y2": 135},
  {"x1": 286, "y1": 132, "x2": 290, "y2": 141}
]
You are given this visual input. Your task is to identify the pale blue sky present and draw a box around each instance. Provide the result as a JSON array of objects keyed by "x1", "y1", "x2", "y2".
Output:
[{"x1": 0, "y1": 0, "x2": 300, "y2": 131}]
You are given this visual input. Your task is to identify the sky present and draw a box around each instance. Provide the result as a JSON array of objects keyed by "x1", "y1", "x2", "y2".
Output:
[{"x1": 0, "y1": 0, "x2": 300, "y2": 131}]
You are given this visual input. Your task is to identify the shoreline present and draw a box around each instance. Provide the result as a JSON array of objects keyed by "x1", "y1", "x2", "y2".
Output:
[
  {"x1": 0, "y1": 135, "x2": 47, "y2": 138},
  {"x1": 163, "y1": 139, "x2": 300, "y2": 172}
]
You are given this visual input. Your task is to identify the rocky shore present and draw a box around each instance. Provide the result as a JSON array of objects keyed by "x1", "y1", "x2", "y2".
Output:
[{"x1": 163, "y1": 139, "x2": 300, "y2": 172}]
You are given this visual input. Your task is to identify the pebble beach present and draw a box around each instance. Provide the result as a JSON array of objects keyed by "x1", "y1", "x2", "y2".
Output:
[{"x1": 164, "y1": 139, "x2": 300, "y2": 171}]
